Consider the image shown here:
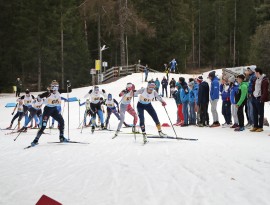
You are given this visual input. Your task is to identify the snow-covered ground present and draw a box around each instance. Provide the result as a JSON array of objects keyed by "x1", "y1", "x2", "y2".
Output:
[{"x1": 0, "y1": 70, "x2": 270, "y2": 205}]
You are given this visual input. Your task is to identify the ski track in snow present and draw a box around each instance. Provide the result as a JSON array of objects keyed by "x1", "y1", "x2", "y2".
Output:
[{"x1": 0, "y1": 70, "x2": 270, "y2": 205}]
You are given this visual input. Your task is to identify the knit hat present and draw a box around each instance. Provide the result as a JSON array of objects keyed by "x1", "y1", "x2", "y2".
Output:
[
  {"x1": 237, "y1": 74, "x2": 245, "y2": 80},
  {"x1": 197, "y1": 76, "x2": 203, "y2": 83},
  {"x1": 179, "y1": 77, "x2": 185, "y2": 82},
  {"x1": 228, "y1": 75, "x2": 235, "y2": 83},
  {"x1": 208, "y1": 71, "x2": 216, "y2": 78},
  {"x1": 247, "y1": 67, "x2": 256, "y2": 72}
]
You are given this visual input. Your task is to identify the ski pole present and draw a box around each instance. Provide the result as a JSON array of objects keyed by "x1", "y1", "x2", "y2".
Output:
[
  {"x1": 163, "y1": 106, "x2": 178, "y2": 139},
  {"x1": 133, "y1": 94, "x2": 136, "y2": 142},
  {"x1": 14, "y1": 129, "x2": 23, "y2": 141}
]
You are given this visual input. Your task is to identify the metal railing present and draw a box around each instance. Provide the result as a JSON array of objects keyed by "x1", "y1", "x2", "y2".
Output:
[{"x1": 102, "y1": 64, "x2": 160, "y2": 82}]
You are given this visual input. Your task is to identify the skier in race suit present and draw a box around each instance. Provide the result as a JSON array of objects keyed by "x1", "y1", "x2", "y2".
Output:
[
  {"x1": 115, "y1": 83, "x2": 138, "y2": 135},
  {"x1": 6, "y1": 98, "x2": 24, "y2": 130},
  {"x1": 19, "y1": 95, "x2": 44, "y2": 132},
  {"x1": 30, "y1": 80, "x2": 70, "y2": 146},
  {"x1": 134, "y1": 82, "x2": 168, "y2": 143},
  {"x1": 104, "y1": 93, "x2": 121, "y2": 129},
  {"x1": 84, "y1": 85, "x2": 106, "y2": 132}
]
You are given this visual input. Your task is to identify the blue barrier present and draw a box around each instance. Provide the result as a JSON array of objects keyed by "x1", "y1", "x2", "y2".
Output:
[{"x1": 5, "y1": 103, "x2": 17, "y2": 108}]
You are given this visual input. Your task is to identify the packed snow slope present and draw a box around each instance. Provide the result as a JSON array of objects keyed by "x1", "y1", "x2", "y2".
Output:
[{"x1": 0, "y1": 70, "x2": 270, "y2": 205}]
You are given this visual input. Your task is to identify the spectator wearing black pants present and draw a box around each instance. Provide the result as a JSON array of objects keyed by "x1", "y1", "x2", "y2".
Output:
[
  {"x1": 235, "y1": 75, "x2": 248, "y2": 131},
  {"x1": 250, "y1": 68, "x2": 269, "y2": 132},
  {"x1": 15, "y1": 77, "x2": 22, "y2": 97},
  {"x1": 197, "y1": 76, "x2": 209, "y2": 127},
  {"x1": 169, "y1": 78, "x2": 176, "y2": 98},
  {"x1": 161, "y1": 76, "x2": 168, "y2": 97}
]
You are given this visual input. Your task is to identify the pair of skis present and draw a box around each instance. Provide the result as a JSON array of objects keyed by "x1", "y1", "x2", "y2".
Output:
[{"x1": 24, "y1": 140, "x2": 89, "y2": 149}]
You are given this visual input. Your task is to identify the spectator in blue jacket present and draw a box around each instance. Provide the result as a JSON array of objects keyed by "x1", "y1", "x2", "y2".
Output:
[
  {"x1": 228, "y1": 75, "x2": 239, "y2": 128},
  {"x1": 180, "y1": 84, "x2": 189, "y2": 126},
  {"x1": 209, "y1": 71, "x2": 220, "y2": 127},
  {"x1": 220, "y1": 78, "x2": 232, "y2": 127},
  {"x1": 188, "y1": 81, "x2": 197, "y2": 125},
  {"x1": 154, "y1": 78, "x2": 160, "y2": 100},
  {"x1": 246, "y1": 67, "x2": 256, "y2": 128}
]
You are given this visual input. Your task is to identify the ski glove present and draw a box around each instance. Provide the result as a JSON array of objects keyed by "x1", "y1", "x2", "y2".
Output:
[
  {"x1": 162, "y1": 101, "x2": 167, "y2": 107},
  {"x1": 11, "y1": 112, "x2": 14, "y2": 115},
  {"x1": 88, "y1": 90, "x2": 92, "y2": 94},
  {"x1": 102, "y1": 89, "x2": 106, "y2": 93}
]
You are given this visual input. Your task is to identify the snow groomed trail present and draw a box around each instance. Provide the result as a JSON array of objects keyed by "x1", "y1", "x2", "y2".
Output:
[{"x1": 0, "y1": 70, "x2": 270, "y2": 205}]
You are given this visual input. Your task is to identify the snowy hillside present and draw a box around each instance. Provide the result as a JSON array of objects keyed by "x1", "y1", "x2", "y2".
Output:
[{"x1": 0, "y1": 70, "x2": 270, "y2": 205}]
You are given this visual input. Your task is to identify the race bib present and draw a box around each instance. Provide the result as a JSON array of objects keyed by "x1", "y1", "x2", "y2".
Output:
[
  {"x1": 47, "y1": 98, "x2": 60, "y2": 105},
  {"x1": 140, "y1": 95, "x2": 152, "y2": 102}
]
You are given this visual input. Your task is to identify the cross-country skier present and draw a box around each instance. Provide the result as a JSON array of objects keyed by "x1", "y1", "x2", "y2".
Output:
[
  {"x1": 29, "y1": 81, "x2": 70, "y2": 146},
  {"x1": 84, "y1": 85, "x2": 106, "y2": 132},
  {"x1": 79, "y1": 99, "x2": 92, "y2": 127},
  {"x1": 19, "y1": 89, "x2": 36, "y2": 127},
  {"x1": 114, "y1": 83, "x2": 138, "y2": 136},
  {"x1": 134, "y1": 82, "x2": 167, "y2": 144},
  {"x1": 104, "y1": 93, "x2": 121, "y2": 129},
  {"x1": 6, "y1": 98, "x2": 24, "y2": 130},
  {"x1": 18, "y1": 95, "x2": 44, "y2": 132}
]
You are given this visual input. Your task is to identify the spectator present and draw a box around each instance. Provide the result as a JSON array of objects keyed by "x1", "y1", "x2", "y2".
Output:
[
  {"x1": 197, "y1": 76, "x2": 209, "y2": 127},
  {"x1": 188, "y1": 81, "x2": 197, "y2": 125},
  {"x1": 169, "y1": 78, "x2": 176, "y2": 98},
  {"x1": 154, "y1": 78, "x2": 160, "y2": 95},
  {"x1": 246, "y1": 67, "x2": 256, "y2": 128},
  {"x1": 144, "y1": 64, "x2": 149, "y2": 82},
  {"x1": 208, "y1": 71, "x2": 220, "y2": 127},
  {"x1": 15, "y1": 77, "x2": 22, "y2": 97},
  {"x1": 175, "y1": 82, "x2": 184, "y2": 125},
  {"x1": 228, "y1": 75, "x2": 239, "y2": 128},
  {"x1": 220, "y1": 78, "x2": 232, "y2": 127},
  {"x1": 161, "y1": 76, "x2": 168, "y2": 97},
  {"x1": 169, "y1": 58, "x2": 177, "y2": 73},
  {"x1": 154, "y1": 78, "x2": 160, "y2": 100},
  {"x1": 164, "y1": 63, "x2": 169, "y2": 80},
  {"x1": 250, "y1": 68, "x2": 269, "y2": 132},
  {"x1": 235, "y1": 74, "x2": 248, "y2": 131},
  {"x1": 180, "y1": 84, "x2": 189, "y2": 126}
]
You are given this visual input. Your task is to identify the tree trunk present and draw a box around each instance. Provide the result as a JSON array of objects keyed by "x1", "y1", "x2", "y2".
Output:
[
  {"x1": 118, "y1": 0, "x2": 126, "y2": 66},
  {"x1": 38, "y1": 48, "x2": 41, "y2": 91}
]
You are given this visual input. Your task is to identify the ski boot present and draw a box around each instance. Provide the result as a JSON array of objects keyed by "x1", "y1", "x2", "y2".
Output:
[
  {"x1": 18, "y1": 126, "x2": 27, "y2": 132},
  {"x1": 142, "y1": 132, "x2": 148, "y2": 144},
  {"x1": 6, "y1": 124, "x2": 12, "y2": 130},
  {"x1": 59, "y1": 136, "x2": 69, "y2": 142},
  {"x1": 158, "y1": 130, "x2": 168, "y2": 138},
  {"x1": 31, "y1": 139, "x2": 39, "y2": 147},
  {"x1": 91, "y1": 126, "x2": 95, "y2": 134},
  {"x1": 112, "y1": 130, "x2": 120, "y2": 139}
]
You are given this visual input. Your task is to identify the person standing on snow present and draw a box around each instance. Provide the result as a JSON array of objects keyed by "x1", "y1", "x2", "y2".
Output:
[
  {"x1": 208, "y1": 71, "x2": 220, "y2": 127},
  {"x1": 144, "y1": 64, "x2": 149, "y2": 82},
  {"x1": 228, "y1": 76, "x2": 239, "y2": 128},
  {"x1": 197, "y1": 76, "x2": 209, "y2": 127},
  {"x1": 235, "y1": 75, "x2": 248, "y2": 132},
  {"x1": 134, "y1": 82, "x2": 167, "y2": 144},
  {"x1": 220, "y1": 78, "x2": 232, "y2": 127},
  {"x1": 161, "y1": 76, "x2": 168, "y2": 97},
  {"x1": 169, "y1": 78, "x2": 176, "y2": 98},
  {"x1": 169, "y1": 58, "x2": 177, "y2": 73}
]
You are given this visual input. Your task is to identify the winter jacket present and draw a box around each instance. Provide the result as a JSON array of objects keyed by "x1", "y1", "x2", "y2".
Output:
[
  {"x1": 144, "y1": 67, "x2": 149, "y2": 75},
  {"x1": 230, "y1": 84, "x2": 239, "y2": 104},
  {"x1": 155, "y1": 80, "x2": 160, "y2": 89},
  {"x1": 236, "y1": 81, "x2": 249, "y2": 106},
  {"x1": 198, "y1": 81, "x2": 209, "y2": 105},
  {"x1": 220, "y1": 84, "x2": 231, "y2": 102},
  {"x1": 180, "y1": 86, "x2": 189, "y2": 103},
  {"x1": 172, "y1": 90, "x2": 182, "y2": 105},
  {"x1": 193, "y1": 83, "x2": 199, "y2": 104},
  {"x1": 16, "y1": 80, "x2": 22, "y2": 89},
  {"x1": 176, "y1": 82, "x2": 182, "y2": 90},
  {"x1": 189, "y1": 88, "x2": 195, "y2": 103},
  {"x1": 210, "y1": 76, "x2": 220, "y2": 100},
  {"x1": 161, "y1": 79, "x2": 168, "y2": 87},
  {"x1": 169, "y1": 79, "x2": 176, "y2": 88},
  {"x1": 252, "y1": 75, "x2": 269, "y2": 102},
  {"x1": 248, "y1": 72, "x2": 256, "y2": 95}
]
